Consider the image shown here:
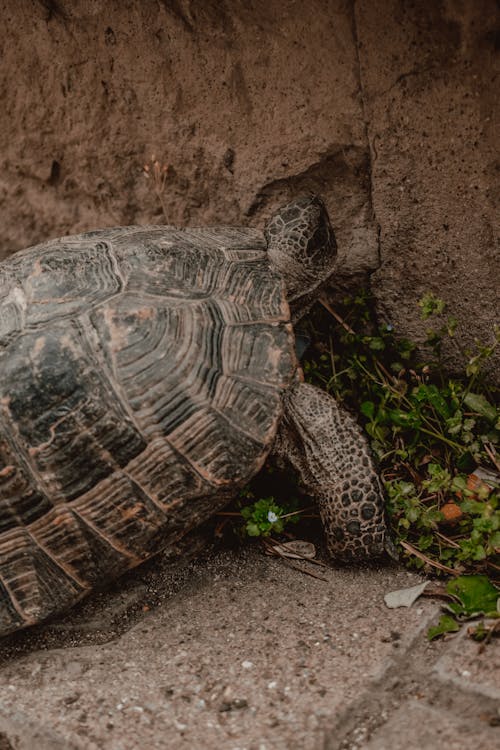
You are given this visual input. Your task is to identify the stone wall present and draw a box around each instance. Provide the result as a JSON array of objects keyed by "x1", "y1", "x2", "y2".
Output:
[{"x1": 0, "y1": 0, "x2": 498, "y2": 374}]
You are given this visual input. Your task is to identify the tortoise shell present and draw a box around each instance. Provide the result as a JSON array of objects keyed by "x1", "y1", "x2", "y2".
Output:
[{"x1": 0, "y1": 226, "x2": 296, "y2": 635}]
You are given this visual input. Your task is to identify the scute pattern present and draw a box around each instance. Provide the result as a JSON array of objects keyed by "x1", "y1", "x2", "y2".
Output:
[
  {"x1": 0, "y1": 226, "x2": 295, "y2": 635},
  {"x1": 1, "y1": 240, "x2": 123, "y2": 329},
  {"x1": 0, "y1": 323, "x2": 148, "y2": 503},
  {"x1": 0, "y1": 428, "x2": 53, "y2": 533}
]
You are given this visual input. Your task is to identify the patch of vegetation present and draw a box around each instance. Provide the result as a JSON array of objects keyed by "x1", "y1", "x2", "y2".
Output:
[
  {"x1": 302, "y1": 291, "x2": 499, "y2": 580},
  {"x1": 240, "y1": 495, "x2": 298, "y2": 538},
  {"x1": 426, "y1": 574, "x2": 499, "y2": 642},
  {"x1": 225, "y1": 475, "x2": 305, "y2": 542},
  {"x1": 223, "y1": 290, "x2": 499, "y2": 643}
]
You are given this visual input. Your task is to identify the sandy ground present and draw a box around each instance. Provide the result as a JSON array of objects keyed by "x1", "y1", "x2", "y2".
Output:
[{"x1": 0, "y1": 538, "x2": 498, "y2": 749}]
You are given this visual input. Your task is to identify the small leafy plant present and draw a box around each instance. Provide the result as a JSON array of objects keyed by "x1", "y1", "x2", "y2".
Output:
[
  {"x1": 241, "y1": 497, "x2": 291, "y2": 537},
  {"x1": 236, "y1": 474, "x2": 303, "y2": 539},
  {"x1": 231, "y1": 291, "x2": 499, "y2": 643},
  {"x1": 427, "y1": 574, "x2": 499, "y2": 641},
  {"x1": 302, "y1": 291, "x2": 500, "y2": 579}
]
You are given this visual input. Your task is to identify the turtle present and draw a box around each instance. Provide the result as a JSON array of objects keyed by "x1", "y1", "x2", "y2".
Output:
[{"x1": 0, "y1": 195, "x2": 392, "y2": 637}]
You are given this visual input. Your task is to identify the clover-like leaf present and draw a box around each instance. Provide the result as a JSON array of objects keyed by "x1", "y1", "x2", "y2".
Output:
[
  {"x1": 445, "y1": 575, "x2": 499, "y2": 619},
  {"x1": 427, "y1": 614, "x2": 460, "y2": 641}
]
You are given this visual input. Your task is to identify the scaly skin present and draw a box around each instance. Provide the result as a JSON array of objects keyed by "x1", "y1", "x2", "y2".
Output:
[
  {"x1": 272, "y1": 381, "x2": 391, "y2": 561},
  {"x1": 265, "y1": 197, "x2": 393, "y2": 560}
]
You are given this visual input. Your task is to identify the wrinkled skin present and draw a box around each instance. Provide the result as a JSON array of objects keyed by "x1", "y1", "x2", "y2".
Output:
[
  {"x1": 272, "y1": 381, "x2": 391, "y2": 560},
  {"x1": 266, "y1": 196, "x2": 393, "y2": 561}
]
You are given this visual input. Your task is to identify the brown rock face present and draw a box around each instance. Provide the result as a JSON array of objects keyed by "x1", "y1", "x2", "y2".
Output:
[
  {"x1": 357, "y1": 0, "x2": 499, "y2": 375},
  {"x1": 0, "y1": 0, "x2": 498, "y2": 375}
]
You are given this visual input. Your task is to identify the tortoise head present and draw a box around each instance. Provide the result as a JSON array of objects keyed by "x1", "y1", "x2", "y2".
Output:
[{"x1": 264, "y1": 195, "x2": 337, "y2": 320}]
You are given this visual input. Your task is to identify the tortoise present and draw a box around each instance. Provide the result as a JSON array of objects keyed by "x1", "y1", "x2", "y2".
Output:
[{"x1": 0, "y1": 196, "x2": 392, "y2": 637}]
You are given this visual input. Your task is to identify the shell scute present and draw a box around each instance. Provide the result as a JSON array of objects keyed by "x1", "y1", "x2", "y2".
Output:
[
  {"x1": 0, "y1": 323, "x2": 147, "y2": 503},
  {"x1": 220, "y1": 323, "x2": 294, "y2": 386},
  {"x1": 0, "y1": 225, "x2": 296, "y2": 634},
  {"x1": 0, "y1": 526, "x2": 84, "y2": 623},
  {"x1": 0, "y1": 431, "x2": 53, "y2": 533},
  {"x1": 70, "y1": 472, "x2": 169, "y2": 561},
  {"x1": 2, "y1": 239, "x2": 123, "y2": 329},
  {"x1": 28, "y1": 505, "x2": 131, "y2": 589}
]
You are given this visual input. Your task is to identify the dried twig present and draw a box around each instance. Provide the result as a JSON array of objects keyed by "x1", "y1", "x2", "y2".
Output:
[
  {"x1": 319, "y1": 298, "x2": 395, "y2": 382},
  {"x1": 484, "y1": 443, "x2": 500, "y2": 473},
  {"x1": 143, "y1": 154, "x2": 169, "y2": 222},
  {"x1": 320, "y1": 297, "x2": 355, "y2": 335},
  {"x1": 435, "y1": 531, "x2": 461, "y2": 549},
  {"x1": 478, "y1": 619, "x2": 500, "y2": 654},
  {"x1": 400, "y1": 540, "x2": 457, "y2": 575},
  {"x1": 279, "y1": 506, "x2": 316, "y2": 519},
  {"x1": 262, "y1": 539, "x2": 328, "y2": 581}
]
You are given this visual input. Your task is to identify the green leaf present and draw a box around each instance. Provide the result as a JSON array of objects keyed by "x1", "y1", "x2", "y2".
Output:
[
  {"x1": 451, "y1": 474, "x2": 467, "y2": 493},
  {"x1": 388, "y1": 409, "x2": 421, "y2": 428},
  {"x1": 412, "y1": 384, "x2": 450, "y2": 418},
  {"x1": 423, "y1": 463, "x2": 452, "y2": 492},
  {"x1": 446, "y1": 410, "x2": 463, "y2": 435},
  {"x1": 361, "y1": 401, "x2": 375, "y2": 419},
  {"x1": 366, "y1": 422, "x2": 389, "y2": 443},
  {"x1": 489, "y1": 530, "x2": 500, "y2": 549},
  {"x1": 445, "y1": 575, "x2": 499, "y2": 618},
  {"x1": 419, "y1": 293, "x2": 446, "y2": 320},
  {"x1": 245, "y1": 522, "x2": 261, "y2": 537},
  {"x1": 463, "y1": 393, "x2": 497, "y2": 423},
  {"x1": 368, "y1": 337, "x2": 386, "y2": 351},
  {"x1": 469, "y1": 621, "x2": 489, "y2": 642},
  {"x1": 417, "y1": 533, "x2": 434, "y2": 550},
  {"x1": 427, "y1": 614, "x2": 460, "y2": 640}
]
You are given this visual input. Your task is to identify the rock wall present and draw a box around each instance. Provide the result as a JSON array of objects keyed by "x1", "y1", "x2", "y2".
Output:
[
  {"x1": 357, "y1": 0, "x2": 499, "y2": 373},
  {"x1": 0, "y1": 0, "x2": 498, "y2": 374}
]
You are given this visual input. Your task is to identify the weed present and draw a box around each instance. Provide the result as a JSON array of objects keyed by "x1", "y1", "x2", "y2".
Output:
[
  {"x1": 426, "y1": 574, "x2": 499, "y2": 641},
  {"x1": 240, "y1": 496, "x2": 298, "y2": 537},
  {"x1": 235, "y1": 478, "x2": 302, "y2": 539},
  {"x1": 234, "y1": 291, "x2": 499, "y2": 582},
  {"x1": 302, "y1": 292, "x2": 499, "y2": 579}
]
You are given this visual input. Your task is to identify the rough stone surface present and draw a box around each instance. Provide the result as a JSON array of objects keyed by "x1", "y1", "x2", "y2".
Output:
[
  {"x1": 433, "y1": 626, "x2": 500, "y2": 699},
  {"x1": 0, "y1": 0, "x2": 377, "y2": 278},
  {"x1": 357, "y1": 0, "x2": 500, "y2": 376},
  {"x1": 0, "y1": 545, "x2": 498, "y2": 750},
  {"x1": 1, "y1": 0, "x2": 498, "y2": 375},
  {"x1": 363, "y1": 702, "x2": 498, "y2": 750}
]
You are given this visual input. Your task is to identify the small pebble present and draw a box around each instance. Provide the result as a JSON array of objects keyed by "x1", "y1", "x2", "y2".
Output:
[{"x1": 63, "y1": 693, "x2": 81, "y2": 705}]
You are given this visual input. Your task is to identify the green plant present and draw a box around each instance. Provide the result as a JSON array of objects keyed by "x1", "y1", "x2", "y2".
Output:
[
  {"x1": 240, "y1": 495, "x2": 300, "y2": 538},
  {"x1": 427, "y1": 574, "x2": 499, "y2": 641},
  {"x1": 303, "y1": 292, "x2": 500, "y2": 579}
]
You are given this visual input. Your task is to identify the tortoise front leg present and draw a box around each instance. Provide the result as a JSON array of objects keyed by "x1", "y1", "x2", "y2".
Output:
[{"x1": 272, "y1": 382, "x2": 395, "y2": 561}]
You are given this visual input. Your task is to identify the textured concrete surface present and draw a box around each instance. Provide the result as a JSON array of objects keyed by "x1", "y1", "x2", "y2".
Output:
[
  {"x1": 0, "y1": 545, "x2": 498, "y2": 749},
  {"x1": 0, "y1": 0, "x2": 498, "y2": 376}
]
